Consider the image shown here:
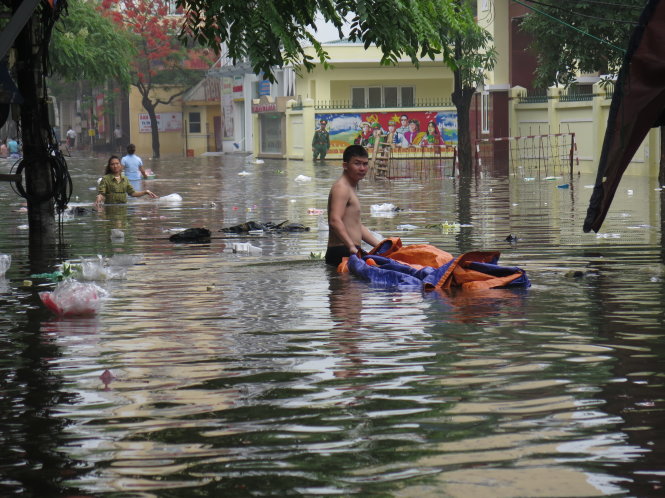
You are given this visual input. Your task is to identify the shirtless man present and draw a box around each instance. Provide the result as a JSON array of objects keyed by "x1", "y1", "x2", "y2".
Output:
[{"x1": 325, "y1": 145, "x2": 381, "y2": 267}]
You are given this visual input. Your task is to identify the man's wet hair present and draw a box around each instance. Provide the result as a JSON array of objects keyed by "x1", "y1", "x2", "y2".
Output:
[{"x1": 343, "y1": 144, "x2": 368, "y2": 163}]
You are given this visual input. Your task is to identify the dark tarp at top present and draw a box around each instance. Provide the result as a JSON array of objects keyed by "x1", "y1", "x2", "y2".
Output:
[{"x1": 584, "y1": 0, "x2": 665, "y2": 233}]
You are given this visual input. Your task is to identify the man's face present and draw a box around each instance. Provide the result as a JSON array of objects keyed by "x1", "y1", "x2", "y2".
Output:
[
  {"x1": 400, "y1": 117, "x2": 408, "y2": 126},
  {"x1": 344, "y1": 155, "x2": 369, "y2": 181},
  {"x1": 388, "y1": 125, "x2": 396, "y2": 132}
]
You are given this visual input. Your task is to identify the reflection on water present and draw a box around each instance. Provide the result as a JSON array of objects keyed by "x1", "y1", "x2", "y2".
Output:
[{"x1": 1, "y1": 155, "x2": 664, "y2": 496}]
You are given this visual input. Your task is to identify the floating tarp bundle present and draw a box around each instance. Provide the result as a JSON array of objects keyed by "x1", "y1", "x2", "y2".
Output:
[
  {"x1": 584, "y1": 0, "x2": 665, "y2": 233},
  {"x1": 339, "y1": 238, "x2": 530, "y2": 291}
]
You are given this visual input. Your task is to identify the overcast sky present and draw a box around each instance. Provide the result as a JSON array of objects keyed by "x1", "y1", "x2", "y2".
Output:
[{"x1": 307, "y1": 15, "x2": 350, "y2": 43}]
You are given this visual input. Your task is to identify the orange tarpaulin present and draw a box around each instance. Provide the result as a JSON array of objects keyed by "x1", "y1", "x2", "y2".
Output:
[{"x1": 340, "y1": 238, "x2": 530, "y2": 292}]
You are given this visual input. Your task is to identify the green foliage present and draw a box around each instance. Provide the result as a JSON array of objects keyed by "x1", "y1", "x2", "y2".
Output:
[
  {"x1": 50, "y1": 0, "x2": 136, "y2": 86},
  {"x1": 519, "y1": 0, "x2": 644, "y2": 87},
  {"x1": 177, "y1": 0, "x2": 495, "y2": 88}
]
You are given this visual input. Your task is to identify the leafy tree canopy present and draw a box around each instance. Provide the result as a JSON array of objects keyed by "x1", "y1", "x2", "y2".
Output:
[
  {"x1": 176, "y1": 0, "x2": 495, "y2": 88},
  {"x1": 50, "y1": 0, "x2": 136, "y2": 86},
  {"x1": 519, "y1": 0, "x2": 644, "y2": 87}
]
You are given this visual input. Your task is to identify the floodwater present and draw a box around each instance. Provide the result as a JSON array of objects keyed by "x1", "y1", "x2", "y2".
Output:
[{"x1": 1, "y1": 153, "x2": 664, "y2": 497}]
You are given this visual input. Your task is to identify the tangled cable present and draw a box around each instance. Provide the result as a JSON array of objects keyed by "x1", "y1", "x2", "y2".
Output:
[{"x1": 11, "y1": 145, "x2": 72, "y2": 214}]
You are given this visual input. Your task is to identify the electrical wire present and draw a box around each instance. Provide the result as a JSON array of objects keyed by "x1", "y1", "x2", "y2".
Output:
[
  {"x1": 512, "y1": 0, "x2": 627, "y2": 53},
  {"x1": 523, "y1": 0, "x2": 640, "y2": 25}
]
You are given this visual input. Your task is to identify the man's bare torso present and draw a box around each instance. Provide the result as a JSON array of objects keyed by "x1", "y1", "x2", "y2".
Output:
[{"x1": 327, "y1": 176, "x2": 362, "y2": 247}]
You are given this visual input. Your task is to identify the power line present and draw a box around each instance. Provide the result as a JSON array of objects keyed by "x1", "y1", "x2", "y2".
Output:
[
  {"x1": 544, "y1": 0, "x2": 642, "y2": 9},
  {"x1": 525, "y1": 0, "x2": 639, "y2": 25},
  {"x1": 512, "y1": 0, "x2": 627, "y2": 54}
]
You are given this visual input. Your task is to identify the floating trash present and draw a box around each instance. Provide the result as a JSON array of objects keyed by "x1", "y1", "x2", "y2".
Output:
[
  {"x1": 294, "y1": 175, "x2": 312, "y2": 183},
  {"x1": 371, "y1": 203, "x2": 399, "y2": 212},
  {"x1": 0, "y1": 253, "x2": 10, "y2": 277},
  {"x1": 557, "y1": 184, "x2": 569, "y2": 189},
  {"x1": 78, "y1": 255, "x2": 127, "y2": 280},
  {"x1": 159, "y1": 193, "x2": 183, "y2": 202},
  {"x1": 39, "y1": 279, "x2": 109, "y2": 317},
  {"x1": 317, "y1": 214, "x2": 329, "y2": 231},
  {"x1": 307, "y1": 208, "x2": 324, "y2": 215},
  {"x1": 396, "y1": 224, "x2": 418, "y2": 231},
  {"x1": 238, "y1": 170, "x2": 251, "y2": 176},
  {"x1": 596, "y1": 233, "x2": 621, "y2": 239},
  {"x1": 230, "y1": 242, "x2": 262, "y2": 255}
]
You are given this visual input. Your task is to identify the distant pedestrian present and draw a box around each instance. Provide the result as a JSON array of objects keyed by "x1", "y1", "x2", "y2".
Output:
[
  {"x1": 121, "y1": 143, "x2": 147, "y2": 189},
  {"x1": 0, "y1": 141, "x2": 7, "y2": 157},
  {"x1": 7, "y1": 137, "x2": 20, "y2": 157},
  {"x1": 66, "y1": 126, "x2": 77, "y2": 149},
  {"x1": 113, "y1": 125, "x2": 123, "y2": 152}
]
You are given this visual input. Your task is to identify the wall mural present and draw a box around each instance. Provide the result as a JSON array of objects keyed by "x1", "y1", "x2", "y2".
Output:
[{"x1": 314, "y1": 110, "x2": 458, "y2": 155}]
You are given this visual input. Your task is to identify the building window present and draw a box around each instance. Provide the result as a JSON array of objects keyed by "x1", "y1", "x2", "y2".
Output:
[
  {"x1": 351, "y1": 86, "x2": 416, "y2": 108},
  {"x1": 401, "y1": 87, "x2": 414, "y2": 107},
  {"x1": 189, "y1": 112, "x2": 201, "y2": 133},
  {"x1": 481, "y1": 92, "x2": 490, "y2": 134},
  {"x1": 352, "y1": 88, "x2": 365, "y2": 108},
  {"x1": 368, "y1": 87, "x2": 382, "y2": 107}
]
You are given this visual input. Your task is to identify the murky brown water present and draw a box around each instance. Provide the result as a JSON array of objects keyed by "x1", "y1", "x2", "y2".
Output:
[{"x1": 1, "y1": 153, "x2": 664, "y2": 496}]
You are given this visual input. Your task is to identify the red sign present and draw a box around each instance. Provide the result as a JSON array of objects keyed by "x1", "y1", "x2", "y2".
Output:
[{"x1": 252, "y1": 103, "x2": 277, "y2": 113}]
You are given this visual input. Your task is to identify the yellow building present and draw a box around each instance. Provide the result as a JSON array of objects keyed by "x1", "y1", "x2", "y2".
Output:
[
  {"x1": 182, "y1": 77, "x2": 222, "y2": 156},
  {"x1": 476, "y1": 0, "x2": 660, "y2": 176},
  {"x1": 252, "y1": 41, "x2": 457, "y2": 160},
  {"x1": 128, "y1": 85, "x2": 187, "y2": 157}
]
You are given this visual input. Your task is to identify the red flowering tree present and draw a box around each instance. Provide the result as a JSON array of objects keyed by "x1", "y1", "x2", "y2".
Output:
[{"x1": 100, "y1": 0, "x2": 211, "y2": 157}]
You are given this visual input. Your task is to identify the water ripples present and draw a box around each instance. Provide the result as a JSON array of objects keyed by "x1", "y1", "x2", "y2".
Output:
[{"x1": 1, "y1": 156, "x2": 664, "y2": 495}]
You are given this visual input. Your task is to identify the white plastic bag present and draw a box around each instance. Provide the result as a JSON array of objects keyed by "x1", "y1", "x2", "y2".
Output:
[
  {"x1": 0, "y1": 253, "x2": 10, "y2": 277},
  {"x1": 159, "y1": 193, "x2": 183, "y2": 202},
  {"x1": 39, "y1": 279, "x2": 109, "y2": 316},
  {"x1": 230, "y1": 242, "x2": 262, "y2": 255},
  {"x1": 78, "y1": 255, "x2": 126, "y2": 280}
]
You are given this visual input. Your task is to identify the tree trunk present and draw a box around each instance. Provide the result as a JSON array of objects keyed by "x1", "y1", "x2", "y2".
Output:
[
  {"x1": 16, "y1": 9, "x2": 56, "y2": 251},
  {"x1": 451, "y1": 37, "x2": 476, "y2": 176},
  {"x1": 142, "y1": 92, "x2": 160, "y2": 158},
  {"x1": 452, "y1": 83, "x2": 475, "y2": 176}
]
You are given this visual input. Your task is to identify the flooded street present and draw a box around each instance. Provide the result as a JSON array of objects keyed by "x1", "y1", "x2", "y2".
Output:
[{"x1": 1, "y1": 154, "x2": 664, "y2": 496}]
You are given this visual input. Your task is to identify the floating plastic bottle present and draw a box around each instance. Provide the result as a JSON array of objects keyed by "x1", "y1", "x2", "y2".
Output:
[
  {"x1": 230, "y1": 242, "x2": 262, "y2": 255},
  {"x1": 0, "y1": 253, "x2": 10, "y2": 277}
]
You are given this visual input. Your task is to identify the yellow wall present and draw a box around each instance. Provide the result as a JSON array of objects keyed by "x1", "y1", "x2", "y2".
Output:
[
  {"x1": 129, "y1": 85, "x2": 186, "y2": 157},
  {"x1": 510, "y1": 85, "x2": 659, "y2": 176},
  {"x1": 297, "y1": 44, "x2": 454, "y2": 102},
  {"x1": 477, "y1": 0, "x2": 510, "y2": 86},
  {"x1": 182, "y1": 102, "x2": 221, "y2": 155}
]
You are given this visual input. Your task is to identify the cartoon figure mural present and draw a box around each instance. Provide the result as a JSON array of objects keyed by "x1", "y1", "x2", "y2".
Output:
[
  {"x1": 401, "y1": 119, "x2": 422, "y2": 147},
  {"x1": 314, "y1": 110, "x2": 457, "y2": 156},
  {"x1": 420, "y1": 121, "x2": 445, "y2": 146},
  {"x1": 353, "y1": 121, "x2": 373, "y2": 146}
]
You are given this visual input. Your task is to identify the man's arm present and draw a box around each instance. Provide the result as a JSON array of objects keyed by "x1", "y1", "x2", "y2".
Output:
[{"x1": 361, "y1": 225, "x2": 380, "y2": 249}]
